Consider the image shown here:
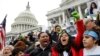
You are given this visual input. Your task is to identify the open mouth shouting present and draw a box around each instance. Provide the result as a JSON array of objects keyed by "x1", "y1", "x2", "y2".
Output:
[{"x1": 61, "y1": 38, "x2": 68, "y2": 46}]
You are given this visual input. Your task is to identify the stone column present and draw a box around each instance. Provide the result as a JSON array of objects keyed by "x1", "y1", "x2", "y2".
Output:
[
  {"x1": 66, "y1": 10, "x2": 70, "y2": 26},
  {"x1": 22, "y1": 24, "x2": 23, "y2": 31},
  {"x1": 12, "y1": 26, "x2": 13, "y2": 31},
  {"x1": 24, "y1": 24, "x2": 25, "y2": 30},
  {"x1": 17, "y1": 25, "x2": 19, "y2": 32},
  {"x1": 29, "y1": 25, "x2": 31, "y2": 29},
  {"x1": 78, "y1": 5, "x2": 83, "y2": 19},
  {"x1": 26, "y1": 24, "x2": 28, "y2": 29},
  {"x1": 16, "y1": 25, "x2": 17, "y2": 31},
  {"x1": 28, "y1": 25, "x2": 29, "y2": 29},
  {"x1": 29, "y1": 25, "x2": 30, "y2": 29},
  {"x1": 29, "y1": 26, "x2": 33, "y2": 28},
  {"x1": 62, "y1": 11, "x2": 66, "y2": 26},
  {"x1": 20, "y1": 24, "x2": 21, "y2": 32},
  {"x1": 14, "y1": 26, "x2": 15, "y2": 31},
  {"x1": 14, "y1": 25, "x2": 15, "y2": 31},
  {"x1": 59, "y1": 16, "x2": 61, "y2": 25},
  {"x1": 26, "y1": 24, "x2": 27, "y2": 30},
  {"x1": 23, "y1": 24, "x2": 24, "y2": 31},
  {"x1": 21, "y1": 24, "x2": 23, "y2": 31},
  {"x1": 16, "y1": 25, "x2": 17, "y2": 30},
  {"x1": 15, "y1": 25, "x2": 18, "y2": 31},
  {"x1": 15, "y1": 25, "x2": 16, "y2": 31},
  {"x1": 11, "y1": 26, "x2": 13, "y2": 31},
  {"x1": 25, "y1": 24, "x2": 27, "y2": 30}
]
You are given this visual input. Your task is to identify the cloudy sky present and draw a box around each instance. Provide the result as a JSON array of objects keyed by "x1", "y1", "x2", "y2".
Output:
[{"x1": 0, "y1": 0, "x2": 61, "y2": 32}]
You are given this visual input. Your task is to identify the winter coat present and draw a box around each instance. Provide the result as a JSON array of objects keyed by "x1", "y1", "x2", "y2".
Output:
[
  {"x1": 51, "y1": 31, "x2": 59, "y2": 43},
  {"x1": 30, "y1": 44, "x2": 51, "y2": 56},
  {"x1": 51, "y1": 20, "x2": 85, "y2": 56}
]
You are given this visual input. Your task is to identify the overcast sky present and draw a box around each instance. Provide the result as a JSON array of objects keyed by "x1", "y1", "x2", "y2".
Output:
[{"x1": 0, "y1": 0, "x2": 61, "y2": 33}]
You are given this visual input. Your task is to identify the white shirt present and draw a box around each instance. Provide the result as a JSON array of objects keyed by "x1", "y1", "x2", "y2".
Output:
[
  {"x1": 84, "y1": 46, "x2": 100, "y2": 56},
  {"x1": 63, "y1": 51, "x2": 68, "y2": 56},
  {"x1": 93, "y1": 9, "x2": 99, "y2": 15}
]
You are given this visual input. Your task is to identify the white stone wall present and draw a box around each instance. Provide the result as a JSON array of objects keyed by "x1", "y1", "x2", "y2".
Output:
[{"x1": 47, "y1": 0, "x2": 91, "y2": 30}]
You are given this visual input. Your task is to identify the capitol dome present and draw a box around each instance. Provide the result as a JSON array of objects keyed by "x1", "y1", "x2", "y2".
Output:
[{"x1": 11, "y1": 2, "x2": 38, "y2": 33}]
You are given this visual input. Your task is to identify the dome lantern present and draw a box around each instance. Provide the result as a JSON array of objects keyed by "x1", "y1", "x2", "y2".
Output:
[{"x1": 26, "y1": 2, "x2": 30, "y2": 10}]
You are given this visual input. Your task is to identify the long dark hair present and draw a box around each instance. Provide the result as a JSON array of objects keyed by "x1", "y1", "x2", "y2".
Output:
[
  {"x1": 54, "y1": 30, "x2": 73, "y2": 56},
  {"x1": 90, "y1": 2, "x2": 97, "y2": 14}
]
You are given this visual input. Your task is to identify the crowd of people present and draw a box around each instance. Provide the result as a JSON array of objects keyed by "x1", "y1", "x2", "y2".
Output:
[{"x1": 0, "y1": 2, "x2": 100, "y2": 56}]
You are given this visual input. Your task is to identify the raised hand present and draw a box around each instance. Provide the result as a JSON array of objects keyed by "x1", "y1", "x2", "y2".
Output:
[{"x1": 71, "y1": 11, "x2": 80, "y2": 22}]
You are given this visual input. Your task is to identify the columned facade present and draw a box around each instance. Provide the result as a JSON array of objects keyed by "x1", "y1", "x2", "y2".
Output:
[{"x1": 46, "y1": 0, "x2": 97, "y2": 30}]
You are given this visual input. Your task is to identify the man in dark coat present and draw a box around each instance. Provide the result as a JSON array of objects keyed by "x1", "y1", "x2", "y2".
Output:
[
  {"x1": 28, "y1": 32, "x2": 36, "y2": 43},
  {"x1": 30, "y1": 32, "x2": 51, "y2": 56},
  {"x1": 51, "y1": 25, "x2": 61, "y2": 43}
]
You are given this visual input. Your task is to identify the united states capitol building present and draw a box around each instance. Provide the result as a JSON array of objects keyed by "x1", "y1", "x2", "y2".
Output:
[
  {"x1": 46, "y1": 0, "x2": 99, "y2": 30},
  {"x1": 6, "y1": 2, "x2": 42, "y2": 44}
]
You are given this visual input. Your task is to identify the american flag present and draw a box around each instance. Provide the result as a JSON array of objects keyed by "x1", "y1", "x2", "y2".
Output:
[{"x1": 0, "y1": 15, "x2": 7, "y2": 50}]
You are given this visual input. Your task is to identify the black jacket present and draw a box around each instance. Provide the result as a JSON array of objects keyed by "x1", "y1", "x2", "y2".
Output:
[
  {"x1": 25, "y1": 44, "x2": 35, "y2": 54},
  {"x1": 30, "y1": 45, "x2": 51, "y2": 56},
  {"x1": 51, "y1": 32, "x2": 59, "y2": 43}
]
